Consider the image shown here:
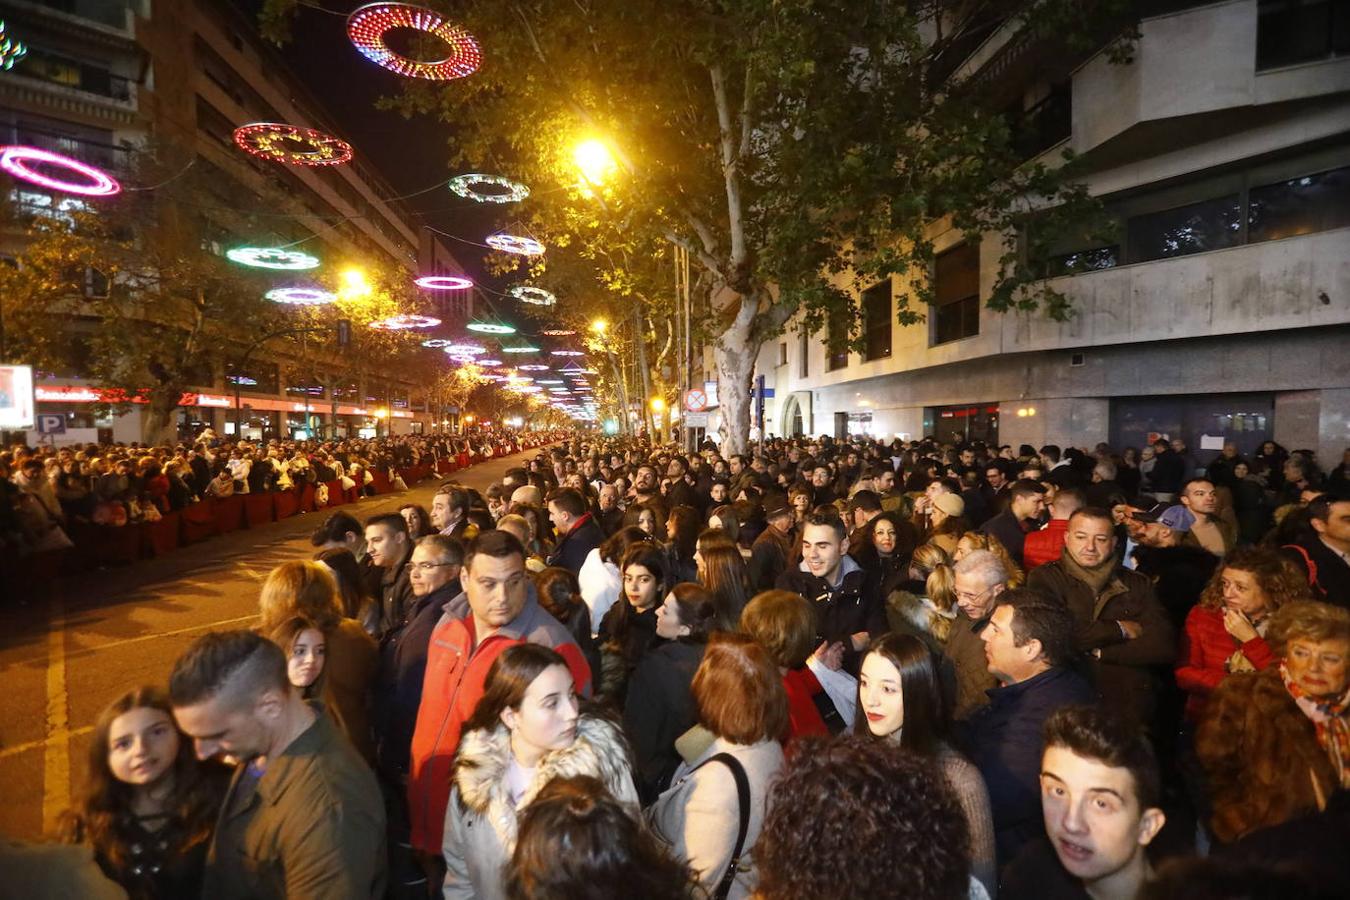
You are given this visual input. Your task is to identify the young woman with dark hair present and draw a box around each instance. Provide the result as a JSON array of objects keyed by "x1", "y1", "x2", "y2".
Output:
[
  {"x1": 856, "y1": 633, "x2": 996, "y2": 895},
  {"x1": 624, "y1": 583, "x2": 723, "y2": 803},
  {"x1": 695, "y1": 534, "x2": 751, "y2": 628},
  {"x1": 664, "y1": 505, "x2": 702, "y2": 583},
  {"x1": 61, "y1": 687, "x2": 229, "y2": 899},
  {"x1": 312, "y1": 546, "x2": 379, "y2": 634},
  {"x1": 577, "y1": 526, "x2": 652, "y2": 636},
  {"x1": 534, "y1": 566, "x2": 600, "y2": 680},
  {"x1": 442, "y1": 645, "x2": 637, "y2": 900},
  {"x1": 505, "y1": 775, "x2": 700, "y2": 900},
  {"x1": 596, "y1": 543, "x2": 670, "y2": 705}
]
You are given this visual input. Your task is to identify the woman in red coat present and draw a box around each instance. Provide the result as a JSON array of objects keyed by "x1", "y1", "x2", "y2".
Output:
[{"x1": 1176, "y1": 546, "x2": 1315, "y2": 721}]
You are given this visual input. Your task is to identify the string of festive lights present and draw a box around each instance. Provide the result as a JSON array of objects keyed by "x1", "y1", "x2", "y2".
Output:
[
  {"x1": 347, "y1": 3, "x2": 482, "y2": 81},
  {"x1": 265, "y1": 287, "x2": 337, "y2": 305},
  {"x1": 0, "y1": 146, "x2": 120, "y2": 196},
  {"x1": 370, "y1": 313, "x2": 441, "y2": 330},
  {"x1": 448, "y1": 173, "x2": 529, "y2": 203},
  {"x1": 0, "y1": 21, "x2": 27, "y2": 70},
  {"x1": 233, "y1": 123, "x2": 353, "y2": 167},
  {"x1": 485, "y1": 233, "x2": 545, "y2": 256},
  {"x1": 226, "y1": 247, "x2": 320, "y2": 270},
  {"x1": 540, "y1": 329, "x2": 575, "y2": 336},
  {"x1": 414, "y1": 274, "x2": 474, "y2": 290},
  {"x1": 508, "y1": 285, "x2": 556, "y2": 306}
]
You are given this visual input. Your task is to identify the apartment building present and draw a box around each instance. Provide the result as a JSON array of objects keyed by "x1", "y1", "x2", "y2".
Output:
[
  {"x1": 749, "y1": 0, "x2": 1349, "y2": 464},
  {"x1": 0, "y1": 0, "x2": 469, "y2": 443}
]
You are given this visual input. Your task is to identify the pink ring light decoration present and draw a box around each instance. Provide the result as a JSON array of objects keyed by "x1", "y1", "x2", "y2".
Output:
[
  {"x1": 415, "y1": 274, "x2": 474, "y2": 290},
  {"x1": 0, "y1": 145, "x2": 120, "y2": 196},
  {"x1": 347, "y1": 3, "x2": 482, "y2": 81}
]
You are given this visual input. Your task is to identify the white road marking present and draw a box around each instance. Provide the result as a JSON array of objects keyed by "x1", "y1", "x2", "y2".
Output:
[{"x1": 41, "y1": 594, "x2": 70, "y2": 836}]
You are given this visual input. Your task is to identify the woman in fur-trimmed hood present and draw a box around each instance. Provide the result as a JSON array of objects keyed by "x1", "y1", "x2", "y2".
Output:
[{"x1": 442, "y1": 644, "x2": 638, "y2": 900}]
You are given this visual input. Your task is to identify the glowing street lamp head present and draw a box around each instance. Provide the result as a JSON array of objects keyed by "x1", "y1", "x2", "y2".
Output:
[
  {"x1": 341, "y1": 267, "x2": 372, "y2": 296},
  {"x1": 573, "y1": 139, "x2": 617, "y2": 186},
  {"x1": 590, "y1": 318, "x2": 608, "y2": 334}
]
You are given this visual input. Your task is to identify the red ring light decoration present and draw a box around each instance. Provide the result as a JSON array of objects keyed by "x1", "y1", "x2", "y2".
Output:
[
  {"x1": 485, "y1": 233, "x2": 545, "y2": 256},
  {"x1": 370, "y1": 313, "x2": 441, "y2": 330},
  {"x1": 347, "y1": 3, "x2": 482, "y2": 81},
  {"x1": 232, "y1": 123, "x2": 353, "y2": 167},
  {"x1": 0, "y1": 145, "x2": 120, "y2": 196},
  {"x1": 415, "y1": 274, "x2": 473, "y2": 290}
]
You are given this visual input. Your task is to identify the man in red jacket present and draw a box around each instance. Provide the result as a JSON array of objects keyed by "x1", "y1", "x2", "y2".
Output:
[
  {"x1": 1022, "y1": 487, "x2": 1085, "y2": 571},
  {"x1": 406, "y1": 529, "x2": 592, "y2": 863}
]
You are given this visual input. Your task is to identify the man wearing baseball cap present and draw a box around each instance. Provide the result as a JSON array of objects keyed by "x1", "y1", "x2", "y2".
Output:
[{"x1": 1127, "y1": 502, "x2": 1219, "y2": 628}]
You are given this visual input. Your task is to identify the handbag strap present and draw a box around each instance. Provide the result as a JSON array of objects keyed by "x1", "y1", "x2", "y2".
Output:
[{"x1": 692, "y1": 752, "x2": 751, "y2": 900}]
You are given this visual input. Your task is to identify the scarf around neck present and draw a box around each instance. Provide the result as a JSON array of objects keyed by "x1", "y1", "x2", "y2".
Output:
[
  {"x1": 1280, "y1": 660, "x2": 1350, "y2": 789},
  {"x1": 1060, "y1": 552, "x2": 1117, "y2": 595}
]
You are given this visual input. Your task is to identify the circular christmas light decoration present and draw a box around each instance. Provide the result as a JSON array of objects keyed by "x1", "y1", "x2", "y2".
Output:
[
  {"x1": 442, "y1": 343, "x2": 486, "y2": 356},
  {"x1": 507, "y1": 285, "x2": 556, "y2": 306},
  {"x1": 233, "y1": 123, "x2": 353, "y2": 167},
  {"x1": 265, "y1": 287, "x2": 337, "y2": 305},
  {"x1": 370, "y1": 313, "x2": 441, "y2": 330},
  {"x1": 0, "y1": 145, "x2": 120, "y2": 196},
  {"x1": 540, "y1": 329, "x2": 575, "y2": 336},
  {"x1": 414, "y1": 274, "x2": 473, "y2": 290},
  {"x1": 501, "y1": 344, "x2": 540, "y2": 353},
  {"x1": 448, "y1": 173, "x2": 528, "y2": 204},
  {"x1": 537, "y1": 379, "x2": 564, "y2": 385},
  {"x1": 347, "y1": 3, "x2": 481, "y2": 81},
  {"x1": 465, "y1": 321, "x2": 517, "y2": 335},
  {"x1": 226, "y1": 247, "x2": 320, "y2": 270},
  {"x1": 518, "y1": 364, "x2": 550, "y2": 372},
  {"x1": 421, "y1": 338, "x2": 453, "y2": 348},
  {"x1": 550, "y1": 349, "x2": 585, "y2": 357},
  {"x1": 485, "y1": 233, "x2": 545, "y2": 256},
  {"x1": 477, "y1": 358, "x2": 503, "y2": 366}
]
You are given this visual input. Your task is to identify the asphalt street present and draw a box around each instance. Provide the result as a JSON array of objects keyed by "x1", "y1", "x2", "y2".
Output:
[{"x1": 0, "y1": 445, "x2": 548, "y2": 839}]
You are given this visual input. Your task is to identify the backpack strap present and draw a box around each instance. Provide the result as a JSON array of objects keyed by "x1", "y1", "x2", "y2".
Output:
[{"x1": 691, "y1": 752, "x2": 752, "y2": 900}]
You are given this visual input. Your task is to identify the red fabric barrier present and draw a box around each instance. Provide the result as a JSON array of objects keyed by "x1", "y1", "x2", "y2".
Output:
[
  {"x1": 347, "y1": 486, "x2": 362, "y2": 504},
  {"x1": 70, "y1": 522, "x2": 142, "y2": 566},
  {"x1": 274, "y1": 490, "x2": 299, "y2": 520},
  {"x1": 181, "y1": 500, "x2": 217, "y2": 544},
  {"x1": 143, "y1": 512, "x2": 181, "y2": 557},
  {"x1": 457, "y1": 452, "x2": 471, "y2": 469},
  {"x1": 370, "y1": 471, "x2": 392, "y2": 494},
  {"x1": 212, "y1": 495, "x2": 245, "y2": 534},
  {"x1": 397, "y1": 467, "x2": 417, "y2": 486},
  {"x1": 300, "y1": 483, "x2": 316, "y2": 512},
  {"x1": 325, "y1": 480, "x2": 346, "y2": 507},
  {"x1": 244, "y1": 493, "x2": 274, "y2": 527}
]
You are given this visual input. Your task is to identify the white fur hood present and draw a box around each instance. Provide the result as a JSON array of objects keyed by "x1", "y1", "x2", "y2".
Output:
[{"x1": 454, "y1": 715, "x2": 638, "y2": 848}]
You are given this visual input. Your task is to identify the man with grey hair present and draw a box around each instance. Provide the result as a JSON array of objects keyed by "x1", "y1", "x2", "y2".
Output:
[
  {"x1": 950, "y1": 549, "x2": 1010, "y2": 720},
  {"x1": 170, "y1": 630, "x2": 386, "y2": 899}
]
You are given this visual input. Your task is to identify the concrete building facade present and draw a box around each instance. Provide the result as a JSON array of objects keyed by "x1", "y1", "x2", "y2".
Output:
[{"x1": 751, "y1": 0, "x2": 1349, "y2": 466}]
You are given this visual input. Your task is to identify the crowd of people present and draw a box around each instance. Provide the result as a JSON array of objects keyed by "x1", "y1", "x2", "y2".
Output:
[
  {"x1": 0, "y1": 428, "x2": 559, "y2": 558},
  {"x1": 12, "y1": 430, "x2": 1350, "y2": 899}
]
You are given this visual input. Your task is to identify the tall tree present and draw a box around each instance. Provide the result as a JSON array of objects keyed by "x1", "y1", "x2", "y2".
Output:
[{"x1": 268, "y1": 0, "x2": 1132, "y2": 451}]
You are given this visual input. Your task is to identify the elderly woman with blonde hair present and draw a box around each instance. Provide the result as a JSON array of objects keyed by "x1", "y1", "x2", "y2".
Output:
[{"x1": 258, "y1": 560, "x2": 378, "y2": 762}]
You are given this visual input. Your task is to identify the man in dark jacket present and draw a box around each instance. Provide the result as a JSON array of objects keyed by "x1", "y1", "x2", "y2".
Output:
[
  {"x1": 775, "y1": 509, "x2": 886, "y2": 674},
  {"x1": 1027, "y1": 508, "x2": 1175, "y2": 729},
  {"x1": 365, "y1": 513, "x2": 416, "y2": 639},
  {"x1": 1147, "y1": 439, "x2": 1185, "y2": 501},
  {"x1": 960, "y1": 589, "x2": 1096, "y2": 868},
  {"x1": 1285, "y1": 491, "x2": 1350, "y2": 609},
  {"x1": 979, "y1": 479, "x2": 1047, "y2": 566},
  {"x1": 546, "y1": 487, "x2": 605, "y2": 574},
  {"x1": 749, "y1": 496, "x2": 796, "y2": 592},
  {"x1": 170, "y1": 631, "x2": 386, "y2": 899},
  {"x1": 596, "y1": 483, "x2": 625, "y2": 536}
]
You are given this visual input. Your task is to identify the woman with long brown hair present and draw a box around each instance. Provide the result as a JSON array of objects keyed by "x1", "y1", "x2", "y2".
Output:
[
  {"x1": 61, "y1": 686, "x2": 229, "y2": 899},
  {"x1": 258, "y1": 560, "x2": 377, "y2": 762},
  {"x1": 443, "y1": 644, "x2": 637, "y2": 900},
  {"x1": 695, "y1": 530, "x2": 751, "y2": 628}
]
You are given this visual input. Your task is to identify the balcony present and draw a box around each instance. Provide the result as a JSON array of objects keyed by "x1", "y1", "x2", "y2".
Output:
[
  {"x1": 17, "y1": 46, "x2": 133, "y2": 103},
  {"x1": 28, "y1": 0, "x2": 132, "y2": 31}
]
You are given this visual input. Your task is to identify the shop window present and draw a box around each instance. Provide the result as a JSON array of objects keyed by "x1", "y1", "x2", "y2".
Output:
[
  {"x1": 861, "y1": 281, "x2": 892, "y2": 361},
  {"x1": 933, "y1": 243, "x2": 980, "y2": 345}
]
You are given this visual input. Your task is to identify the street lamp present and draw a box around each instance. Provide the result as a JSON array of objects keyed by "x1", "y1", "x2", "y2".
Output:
[
  {"x1": 340, "y1": 267, "x2": 372, "y2": 298},
  {"x1": 590, "y1": 318, "x2": 608, "y2": 334},
  {"x1": 573, "y1": 139, "x2": 617, "y2": 187}
]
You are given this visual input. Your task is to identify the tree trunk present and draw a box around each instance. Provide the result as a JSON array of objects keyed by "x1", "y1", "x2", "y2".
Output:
[
  {"x1": 143, "y1": 387, "x2": 181, "y2": 444},
  {"x1": 714, "y1": 295, "x2": 762, "y2": 455}
]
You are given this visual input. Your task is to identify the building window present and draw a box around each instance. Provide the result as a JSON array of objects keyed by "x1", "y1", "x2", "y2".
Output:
[
  {"x1": 1126, "y1": 195, "x2": 1243, "y2": 264},
  {"x1": 826, "y1": 317, "x2": 849, "y2": 371},
  {"x1": 861, "y1": 280, "x2": 892, "y2": 361},
  {"x1": 1257, "y1": 0, "x2": 1350, "y2": 71},
  {"x1": 933, "y1": 243, "x2": 980, "y2": 345},
  {"x1": 1248, "y1": 165, "x2": 1350, "y2": 241},
  {"x1": 798, "y1": 333, "x2": 809, "y2": 378},
  {"x1": 778, "y1": 342, "x2": 788, "y2": 366},
  {"x1": 1007, "y1": 82, "x2": 1072, "y2": 161}
]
